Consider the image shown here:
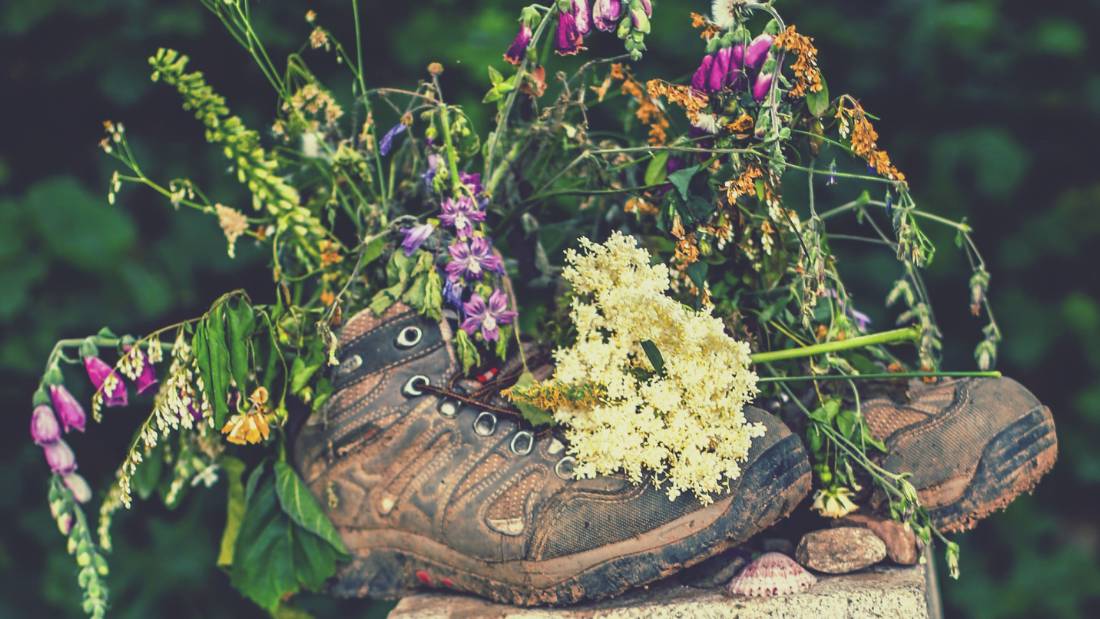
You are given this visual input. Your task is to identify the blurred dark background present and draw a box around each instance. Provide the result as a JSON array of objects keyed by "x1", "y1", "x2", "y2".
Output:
[{"x1": 2, "y1": 0, "x2": 1098, "y2": 617}]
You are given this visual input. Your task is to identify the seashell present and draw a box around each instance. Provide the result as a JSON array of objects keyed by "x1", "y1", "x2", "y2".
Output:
[{"x1": 725, "y1": 551, "x2": 817, "y2": 598}]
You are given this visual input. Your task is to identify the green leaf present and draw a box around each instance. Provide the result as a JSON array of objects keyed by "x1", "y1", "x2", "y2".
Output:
[
  {"x1": 217, "y1": 456, "x2": 247, "y2": 568},
  {"x1": 290, "y1": 339, "x2": 325, "y2": 395},
  {"x1": 640, "y1": 340, "x2": 665, "y2": 375},
  {"x1": 206, "y1": 305, "x2": 232, "y2": 427},
  {"x1": 667, "y1": 165, "x2": 700, "y2": 201},
  {"x1": 806, "y1": 74, "x2": 830, "y2": 117},
  {"x1": 226, "y1": 297, "x2": 255, "y2": 394},
  {"x1": 644, "y1": 151, "x2": 670, "y2": 186},
  {"x1": 361, "y1": 233, "x2": 385, "y2": 267},
  {"x1": 685, "y1": 261, "x2": 709, "y2": 291},
  {"x1": 230, "y1": 471, "x2": 344, "y2": 611},
  {"x1": 131, "y1": 441, "x2": 164, "y2": 501},
  {"x1": 487, "y1": 65, "x2": 503, "y2": 86},
  {"x1": 454, "y1": 329, "x2": 481, "y2": 375},
  {"x1": 191, "y1": 322, "x2": 214, "y2": 418},
  {"x1": 495, "y1": 325, "x2": 512, "y2": 361},
  {"x1": 836, "y1": 409, "x2": 859, "y2": 440},
  {"x1": 274, "y1": 460, "x2": 348, "y2": 555}
]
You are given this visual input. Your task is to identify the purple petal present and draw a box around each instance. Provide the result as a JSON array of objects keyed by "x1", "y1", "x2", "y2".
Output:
[
  {"x1": 745, "y1": 34, "x2": 773, "y2": 71},
  {"x1": 31, "y1": 405, "x2": 61, "y2": 445},
  {"x1": 460, "y1": 316, "x2": 482, "y2": 337},
  {"x1": 692, "y1": 55, "x2": 714, "y2": 92},
  {"x1": 555, "y1": 11, "x2": 583, "y2": 55},
  {"x1": 44, "y1": 440, "x2": 77, "y2": 475},
  {"x1": 84, "y1": 356, "x2": 128, "y2": 408},
  {"x1": 592, "y1": 0, "x2": 622, "y2": 31},
  {"x1": 709, "y1": 47, "x2": 731, "y2": 93},
  {"x1": 379, "y1": 123, "x2": 407, "y2": 156},
  {"x1": 401, "y1": 223, "x2": 435, "y2": 256},
  {"x1": 49, "y1": 385, "x2": 86, "y2": 433},
  {"x1": 752, "y1": 73, "x2": 773, "y2": 102},
  {"x1": 504, "y1": 23, "x2": 533, "y2": 65},
  {"x1": 135, "y1": 354, "x2": 158, "y2": 395},
  {"x1": 571, "y1": 0, "x2": 591, "y2": 35}
]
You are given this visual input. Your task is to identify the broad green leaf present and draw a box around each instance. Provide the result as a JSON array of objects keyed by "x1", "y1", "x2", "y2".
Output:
[
  {"x1": 231, "y1": 471, "x2": 344, "y2": 611},
  {"x1": 226, "y1": 297, "x2": 255, "y2": 394},
  {"x1": 217, "y1": 456, "x2": 246, "y2": 568},
  {"x1": 640, "y1": 340, "x2": 665, "y2": 375},
  {"x1": 487, "y1": 65, "x2": 503, "y2": 86},
  {"x1": 667, "y1": 165, "x2": 700, "y2": 201},
  {"x1": 806, "y1": 74, "x2": 830, "y2": 117},
  {"x1": 422, "y1": 267, "x2": 443, "y2": 321},
  {"x1": 495, "y1": 325, "x2": 512, "y2": 361},
  {"x1": 361, "y1": 233, "x2": 386, "y2": 266},
  {"x1": 644, "y1": 151, "x2": 670, "y2": 186},
  {"x1": 290, "y1": 340, "x2": 325, "y2": 395},
  {"x1": 837, "y1": 409, "x2": 859, "y2": 440},
  {"x1": 274, "y1": 460, "x2": 348, "y2": 555}
]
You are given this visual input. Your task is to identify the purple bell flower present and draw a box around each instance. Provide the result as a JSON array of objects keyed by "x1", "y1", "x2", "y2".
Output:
[
  {"x1": 44, "y1": 440, "x2": 77, "y2": 475},
  {"x1": 400, "y1": 223, "x2": 435, "y2": 256},
  {"x1": 439, "y1": 196, "x2": 486, "y2": 239},
  {"x1": 49, "y1": 385, "x2": 86, "y2": 434},
  {"x1": 31, "y1": 405, "x2": 61, "y2": 445},
  {"x1": 555, "y1": 9, "x2": 584, "y2": 56},
  {"x1": 84, "y1": 356, "x2": 127, "y2": 408},
  {"x1": 752, "y1": 72, "x2": 774, "y2": 102},
  {"x1": 691, "y1": 54, "x2": 714, "y2": 92},
  {"x1": 744, "y1": 33, "x2": 774, "y2": 71},
  {"x1": 592, "y1": 0, "x2": 622, "y2": 31},
  {"x1": 379, "y1": 123, "x2": 407, "y2": 156},
  {"x1": 504, "y1": 23, "x2": 533, "y2": 65},
  {"x1": 571, "y1": 0, "x2": 592, "y2": 35},
  {"x1": 63, "y1": 472, "x2": 92, "y2": 504},
  {"x1": 442, "y1": 277, "x2": 466, "y2": 314},
  {"x1": 461, "y1": 289, "x2": 518, "y2": 342},
  {"x1": 446, "y1": 237, "x2": 505, "y2": 282}
]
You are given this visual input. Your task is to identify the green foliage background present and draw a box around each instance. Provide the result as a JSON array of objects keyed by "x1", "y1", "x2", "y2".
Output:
[{"x1": 1, "y1": 0, "x2": 1098, "y2": 616}]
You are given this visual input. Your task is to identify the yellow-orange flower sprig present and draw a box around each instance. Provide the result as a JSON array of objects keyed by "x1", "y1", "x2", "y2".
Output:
[
  {"x1": 645, "y1": 79, "x2": 708, "y2": 125},
  {"x1": 774, "y1": 25, "x2": 823, "y2": 98},
  {"x1": 690, "y1": 12, "x2": 720, "y2": 40},
  {"x1": 836, "y1": 97, "x2": 907, "y2": 182},
  {"x1": 610, "y1": 64, "x2": 669, "y2": 145},
  {"x1": 221, "y1": 387, "x2": 272, "y2": 445}
]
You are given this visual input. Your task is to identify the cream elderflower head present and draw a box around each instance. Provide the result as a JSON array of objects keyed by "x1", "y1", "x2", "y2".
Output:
[{"x1": 550, "y1": 232, "x2": 762, "y2": 503}]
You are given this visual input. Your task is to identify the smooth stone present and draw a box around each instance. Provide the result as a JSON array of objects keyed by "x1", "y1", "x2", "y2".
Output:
[
  {"x1": 795, "y1": 526, "x2": 887, "y2": 574},
  {"x1": 833, "y1": 512, "x2": 920, "y2": 565}
]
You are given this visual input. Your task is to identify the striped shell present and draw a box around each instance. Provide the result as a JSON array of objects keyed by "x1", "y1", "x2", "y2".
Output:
[{"x1": 725, "y1": 552, "x2": 817, "y2": 598}]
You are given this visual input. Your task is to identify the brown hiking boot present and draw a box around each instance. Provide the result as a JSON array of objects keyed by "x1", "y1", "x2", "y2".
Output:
[
  {"x1": 291, "y1": 303, "x2": 811, "y2": 605},
  {"x1": 862, "y1": 377, "x2": 1057, "y2": 532}
]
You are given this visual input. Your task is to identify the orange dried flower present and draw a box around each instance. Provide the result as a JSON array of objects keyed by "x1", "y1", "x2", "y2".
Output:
[
  {"x1": 836, "y1": 98, "x2": 906, "y2": 182},
  {"x1": 646, "y1": 80, "x2": 708, "y2": 125},
  {"x1": 625, "y1": 196, "x2": 658, "y2": 215},
  {"x1": 725, "y1": 165, "x2": 764, "y2": 203},
  {"x1": 611, "y1": 66, "x2": 670, "y2": 145},
  {"x1": 774, "y1": 25, "x2": 823, "y2": 98},
  {"x1": 690, "y1": 12, "x2": 720, "y2": 40}
]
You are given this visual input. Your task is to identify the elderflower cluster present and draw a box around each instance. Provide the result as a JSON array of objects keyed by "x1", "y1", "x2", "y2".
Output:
[{"x1": 550, "y1": 232, "x2": 762, "y2": 502}]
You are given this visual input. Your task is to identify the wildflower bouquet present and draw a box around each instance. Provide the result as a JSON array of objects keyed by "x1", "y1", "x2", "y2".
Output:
[{"x1": 33, "y1": 0, "x2": 1002, "y2": 614}]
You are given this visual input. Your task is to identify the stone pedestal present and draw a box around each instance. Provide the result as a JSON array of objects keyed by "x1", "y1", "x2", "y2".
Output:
[{"x1": 389, "y1": 560, "x2": 942, "y2": 619}]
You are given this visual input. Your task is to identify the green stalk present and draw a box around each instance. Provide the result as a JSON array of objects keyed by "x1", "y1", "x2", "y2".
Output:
[
  {"x1": 749, "y1": 327, "x2": 919, "y2": 364},
  {"x1": 758, "y1": 370, "x2": 1001, "y2": 383},
  {"x1": 439, "y1": 103, "x2": 463, "y2": 196}
]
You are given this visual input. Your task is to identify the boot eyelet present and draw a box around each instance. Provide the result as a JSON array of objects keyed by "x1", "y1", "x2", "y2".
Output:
[
  {"x1": 510, "y1": 431, "x2": 534, "y2": 455},
  {"x1": 474, "y1": 411, "x2": 497, "y2": 436},
  {"x1": 334, "y1": 354, "x2": 362, "y2": 378},
  {"x1": 554, "y1": 456, "x2": 576, "y2": 480},
  {"x1": 439, "y1": 400, "x2": 459, "y2": 418},
  {"x1": 402, "y1": 375, "x2": 430, "y2": 397},
  {"x1": 395, "y1": 326, "x2": 423, "y2": 349}
]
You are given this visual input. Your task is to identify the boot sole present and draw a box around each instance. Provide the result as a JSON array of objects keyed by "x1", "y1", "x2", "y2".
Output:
[
  {"x1": 929, "y1": 405, "x2": 1057, "y2": 533},
  {"x1": 330, "y1": 432, "x2": 810, "y2": 606}
]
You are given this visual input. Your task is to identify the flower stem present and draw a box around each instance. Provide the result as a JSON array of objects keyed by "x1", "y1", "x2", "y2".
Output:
[
  {"x1": 749, "y1": 327, "x2": 919, "y2": 364},
  {"x1": 758, "y1": 370, "x2": 1001, "y2": 383}
]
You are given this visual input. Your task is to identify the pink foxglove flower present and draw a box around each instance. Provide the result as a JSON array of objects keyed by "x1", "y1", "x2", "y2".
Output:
[
  {"x1": 753, "y1": 72, "x2": 774, "y2": 102},
  {"x1": 691, "y1": 54, "x2": 714, "y2": 92},
  {"x1": 439, "y1": 196, "x2": 486, "y2": 238},
  {"x1": 446, "y1": 237, "x2": 504, "y2": 282},
  {"x1": 31, "y1": 405, "x2": 61, "y2": 445},
  {"x1": 571, "y1": 0, "x2": 592, "y2": 36},
  {"x1": 744, "y1": 33, "x2": 774, "y2": 71},
  {"x1": 43, "y1": 440, "x2": 77, "y2": 475},
  {"x1": 84, "y1": 356, "x2": 128, "y2": 407},
  {"x1": 63, "y1": 472, "x2": 93, "y2": 504},
  {"x1": 461, "y1": 289, "x2": 517, "y2": 342},
  {"x1": 49, "y1": 385, "x2": 86, "y2": 433},
  {"x1": 592, "y1": 0, "x2": 622, "y2": 32},
  {"x1": 504, "y1": 23, "x2": 533, "y2": 65},
  {"x1": 554, "y1": 9, "x2": 584, "y2": 56}
]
